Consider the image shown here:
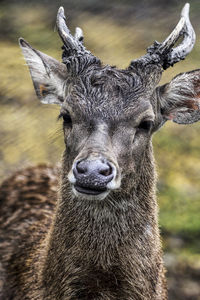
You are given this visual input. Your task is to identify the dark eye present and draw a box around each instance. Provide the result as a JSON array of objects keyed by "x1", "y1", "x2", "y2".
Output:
[
  {"x1": 63, "y1": 114, "x2": 71, "y2": 123},
  {"x1": 58, "y1": 112, "x2": 72, "y2": 126},
  {"x1": 137, "y1": 120, "x2": 153, "y2": 132},
  {"x1": 63, "y1": 114, "x2": 72, "y2": 126}
]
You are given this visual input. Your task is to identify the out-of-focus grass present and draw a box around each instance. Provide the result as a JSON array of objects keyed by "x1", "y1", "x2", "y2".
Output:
[
  {"x1": 0, "y1": 3, "x2": 199, "y2": 256},
  {"x1": 0, "y1": 103, "x2": 63, "y2": 179},
  {"x1": 155, "y1": 122, "x2": 200, "y2": 235}
]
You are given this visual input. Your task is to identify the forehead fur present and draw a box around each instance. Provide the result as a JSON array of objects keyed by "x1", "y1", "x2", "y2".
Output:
[{"x1": 63, "y1": 65, "x2": 158, "y2": 121}]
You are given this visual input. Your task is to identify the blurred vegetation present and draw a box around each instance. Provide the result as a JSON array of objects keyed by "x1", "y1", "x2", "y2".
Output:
[{"x1": 0, "y1": 0, "x2": 200, "y2": 298}]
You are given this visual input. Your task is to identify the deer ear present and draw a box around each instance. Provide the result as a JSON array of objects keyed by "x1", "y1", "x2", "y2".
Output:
[
  {"x1": 19, "y1": 38, "x2": 68, "y2": 105},
  {"x1": 158, "y1": 70, "x2": 200, "y2": 124}
]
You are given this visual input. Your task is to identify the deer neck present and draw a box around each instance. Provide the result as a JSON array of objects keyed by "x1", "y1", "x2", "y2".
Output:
[{"x1": 41, "y1": 145, "x2": 164, "y2": 299}]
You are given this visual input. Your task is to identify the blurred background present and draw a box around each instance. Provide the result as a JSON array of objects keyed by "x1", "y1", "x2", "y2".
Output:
[{"x1": 0, "y1": 0, "x2": 199, "y2": 298}]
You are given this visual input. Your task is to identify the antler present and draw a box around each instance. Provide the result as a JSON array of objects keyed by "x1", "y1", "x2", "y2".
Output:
[
  {"x1": 130, "y1": 3, "x2": 196, "y2": 70},
  {"x1": 56, "y1": 7, "x2": 100, "y2": 72},
  {"x1": 56, "y1": 7, "x2": 86, "y2": 51},
  {"x1": 56, "y1": 7, "x2": 90, "y2": 54}
]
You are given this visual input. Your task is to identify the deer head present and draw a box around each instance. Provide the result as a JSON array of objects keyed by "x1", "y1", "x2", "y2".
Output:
[{"x1": 19, "y1": 4, "x2": 200, "y2": 201}]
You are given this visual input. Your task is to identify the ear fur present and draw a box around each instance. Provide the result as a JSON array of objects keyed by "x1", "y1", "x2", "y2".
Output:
[
  {"x1": 19, "y1": 38, "x2": 68, "y2": 105},
  {"x1": 158, "y1": 70, "x2": 200, "y2": 124}
]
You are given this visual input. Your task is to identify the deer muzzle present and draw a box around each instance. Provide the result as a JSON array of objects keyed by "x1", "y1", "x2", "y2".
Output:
[{"x1": 68, "y1": 157, "x2": 120, "y2": 199}]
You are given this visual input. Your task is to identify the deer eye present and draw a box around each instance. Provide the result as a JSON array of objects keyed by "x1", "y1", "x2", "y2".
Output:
[
  {"x1": 137, "y1": 120, "x2": 153, "y2": 132},
  {"x1": 63, "y1": 114, "x2": 72, "y2": 126},
  {"x1": 58, "y1": 112, "x2": 72, "y2": 126}
]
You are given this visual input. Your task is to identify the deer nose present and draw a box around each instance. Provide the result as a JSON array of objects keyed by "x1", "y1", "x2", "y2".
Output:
[{"x1": 73, "y1": 159, "x2": 114, "y2": 195}]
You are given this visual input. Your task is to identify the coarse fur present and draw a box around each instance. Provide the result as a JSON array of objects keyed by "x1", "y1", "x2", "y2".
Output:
[{"x1": 0, "y1": 5, "x2": 200, "y2": 300}]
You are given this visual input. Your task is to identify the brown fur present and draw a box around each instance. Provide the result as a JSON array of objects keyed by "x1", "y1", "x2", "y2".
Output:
[
  {"x1": 0, "y1": 156, "x2": 167, "y2": 299},
  {"x1": 0, "y1": 164, "x2": 59, "y2": 299}
]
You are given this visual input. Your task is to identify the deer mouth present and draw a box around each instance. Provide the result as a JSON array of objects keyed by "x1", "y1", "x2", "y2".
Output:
[{"x1": 74, "y1": 184, "x2": 107, "y2": 195}]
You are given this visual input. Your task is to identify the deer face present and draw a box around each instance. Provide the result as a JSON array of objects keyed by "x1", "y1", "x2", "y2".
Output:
[
  {"x1": 19, "y1": 4, "x2": 200, "y2": 200},
  {"x1": 60, "y1": 66, "x2": 159, "y2": 200}
]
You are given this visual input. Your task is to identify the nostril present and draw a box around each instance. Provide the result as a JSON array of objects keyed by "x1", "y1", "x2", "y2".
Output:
[
  {"x1": 76, "y1": 161, "x2": 87, "y2": 174},
  {"x1": 73, "y1": 159, "x2": 115, "y2": 185},
  {"x1": 99, "y1": 164, "x2": 113, "y2": 177}
]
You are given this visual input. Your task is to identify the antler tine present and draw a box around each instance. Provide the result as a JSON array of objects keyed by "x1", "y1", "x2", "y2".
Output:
[
  {"x1": 56, "y1": 7, "x2": 79, "y2": 50},
  {"x1": 159, "y1": 11, "x2": 185, "y2": 53},
  {"x1": 159, "y1": 3, "x2": 196, "y2": 68},
  {"x1": 56, "y1": 6, "x2": 92, "y2": 59},
  {"x1": 165, "y1": 3, "x2": 196, "y2": 67},
  {"x1": 75, "y1": 27, "x2": 84, "y2": 43},
  {"x1": 55, "y1": 7, "x2": 99, "y2": 72}
]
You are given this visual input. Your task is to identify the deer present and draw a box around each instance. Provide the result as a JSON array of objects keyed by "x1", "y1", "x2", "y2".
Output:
[{"x1": 0, "y1": 3, "x2": 199, "y2": 299}]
